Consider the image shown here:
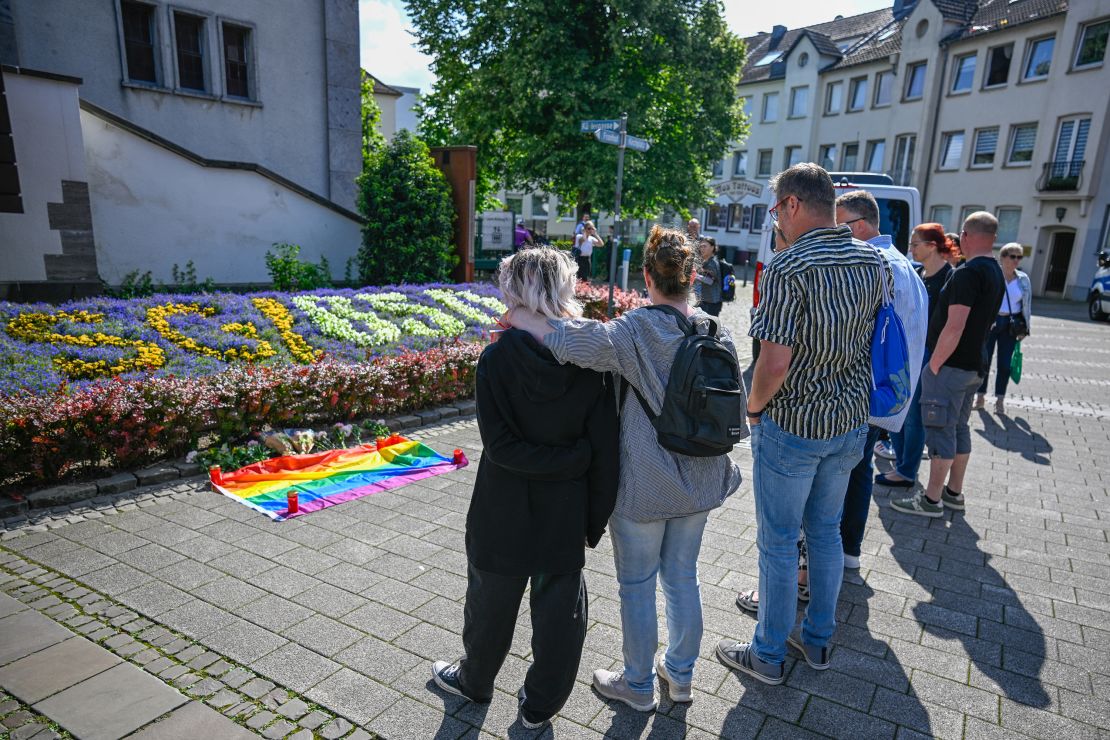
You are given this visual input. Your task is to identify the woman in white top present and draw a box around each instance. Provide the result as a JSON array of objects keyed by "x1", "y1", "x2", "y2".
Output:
[
  {"x1": 973, "y1": 242, "x2": 1032, "y2": 414},
  {"x1": 574, "y1": 221, "x2": 602, "y2": 283}
]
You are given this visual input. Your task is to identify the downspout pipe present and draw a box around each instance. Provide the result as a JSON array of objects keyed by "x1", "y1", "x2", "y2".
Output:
[{"x1": 921, "y1": 45, "x2": 949, "y2": 207}]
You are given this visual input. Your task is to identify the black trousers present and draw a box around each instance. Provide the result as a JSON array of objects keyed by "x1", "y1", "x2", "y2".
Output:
[
  {"x1": 458, "y1": 561, "x2": 587, "y2": 722},
  {"x1": 700, "y1": 301, "x2": 722, "y2": 316}
]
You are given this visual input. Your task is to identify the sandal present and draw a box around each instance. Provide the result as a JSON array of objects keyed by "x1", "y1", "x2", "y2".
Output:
[
  {"x1": 874, "y1": 472, "x2": 915, "y2": 488},
  {"x1": 736, "y1": 589, "x2": 759, "y2": 614},
  {"x1": 798, "y1": 539, "x2": 811, "y2": 602}
]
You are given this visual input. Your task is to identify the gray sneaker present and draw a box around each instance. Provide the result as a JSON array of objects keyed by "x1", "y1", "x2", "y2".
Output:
[
  {"x1": 592, "y1": 669, "x2": 657, "y2": 712},
  {"x1": 787, "y1": 630, "x2": 830, "y2": 670},
  {"x1": 941, "y1": 486, "x2": 965, "y2": 510},
  {"x1": 715, "y1": 640, "x2": 784, "y2": 685},
  {"x1": 654, "y1": 653, "x2": 692, "y2": 703},
  {"x1": 890, "y1": 488, "x2": 943, "y2": 518}
]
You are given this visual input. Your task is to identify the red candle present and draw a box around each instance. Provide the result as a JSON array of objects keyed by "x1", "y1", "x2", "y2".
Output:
[{"x1": 287, "y1": 492, "x2": 299, "y2": 514}]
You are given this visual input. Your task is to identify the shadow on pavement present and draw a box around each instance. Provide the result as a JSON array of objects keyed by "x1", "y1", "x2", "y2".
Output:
[
  {"x1": 877, "y1": 503, "x2": 1051, "y2": 709},
  {"x1": 974, "y1": 411, "x2": 1052, "y2": 464}
]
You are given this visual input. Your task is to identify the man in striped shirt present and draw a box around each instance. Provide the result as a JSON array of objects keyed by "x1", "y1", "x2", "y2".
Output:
[{"x1": 717, "y1": 164, "x2": 887, "y2": 685}]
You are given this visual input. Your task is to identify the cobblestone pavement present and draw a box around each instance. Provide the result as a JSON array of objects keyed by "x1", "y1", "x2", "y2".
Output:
[{"x1": 2, "y1": 295, "x2": 1109, "y2": 739}]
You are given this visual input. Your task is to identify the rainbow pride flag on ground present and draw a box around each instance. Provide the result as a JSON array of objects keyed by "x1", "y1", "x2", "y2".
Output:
[{"x1": 209, "y1": 435, "x2": 468, "y2": 521}]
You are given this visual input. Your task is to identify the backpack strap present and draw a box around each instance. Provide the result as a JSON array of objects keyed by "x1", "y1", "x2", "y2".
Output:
[{"x1": 619, "y1": 376, "x2": 657, "y2": 421}]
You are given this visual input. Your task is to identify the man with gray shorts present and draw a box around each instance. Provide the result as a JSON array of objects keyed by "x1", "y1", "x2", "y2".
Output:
[{"x1": 891, "y1": 212, "x2": 1005, "y2": 517}]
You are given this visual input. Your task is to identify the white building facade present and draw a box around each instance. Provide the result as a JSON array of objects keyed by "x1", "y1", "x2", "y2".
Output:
[{"x1": 706, "y1": 0, "x2": 1110, "y2": 300}]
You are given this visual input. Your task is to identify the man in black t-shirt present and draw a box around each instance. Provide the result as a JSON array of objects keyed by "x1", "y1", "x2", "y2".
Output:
[{"x1": 891, "y1": 212, "x2": 1005, "y2": 518}]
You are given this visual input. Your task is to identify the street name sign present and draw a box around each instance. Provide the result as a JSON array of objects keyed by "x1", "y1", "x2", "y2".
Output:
[{"x1": 580, "y1": 119, "x2": 621, "y2": 132}]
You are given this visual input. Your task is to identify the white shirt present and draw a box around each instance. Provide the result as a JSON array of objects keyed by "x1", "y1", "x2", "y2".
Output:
[
  {"x1": 576, "y1": 233, "x2": 600, "y2": 257},
  {"x1": 1000, "y1": 277, "x2": 1023, "y2": 315},
  {"x1": 868, "y1": 235, "x2": 929, "y2": 433}
]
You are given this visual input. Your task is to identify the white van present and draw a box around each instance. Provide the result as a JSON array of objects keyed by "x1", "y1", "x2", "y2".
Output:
[
  {"x1": 749, "y1": 173, "x2": 923, "y2": 357},
  {"x1": 1089, "y1": 250, "x2": 1110, "y2": 321}
]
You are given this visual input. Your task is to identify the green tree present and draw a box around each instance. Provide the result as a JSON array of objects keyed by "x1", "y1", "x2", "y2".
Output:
[
  {"x1": 360, "y1": 70, "x2": 387, "y2": 163},
  {"x1": 357, "y1": 130, "x2": 457, "y2": 285},
  {"x1": 406, "y1": 0, "x2": 748, "y2": 217}
]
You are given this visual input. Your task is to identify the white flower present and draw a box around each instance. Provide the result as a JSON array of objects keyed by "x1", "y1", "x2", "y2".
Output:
[{"x1": 185, "y1": 450, "x2": 198, "y2": 463}]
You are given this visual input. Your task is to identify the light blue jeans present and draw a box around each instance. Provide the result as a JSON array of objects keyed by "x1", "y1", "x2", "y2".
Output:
[
  {"x1": 609, "y1": 510, "x2": 710, "y2": 694},
  {"x1": 750, "y1": 415, "x2": 867, "y2": 665}
]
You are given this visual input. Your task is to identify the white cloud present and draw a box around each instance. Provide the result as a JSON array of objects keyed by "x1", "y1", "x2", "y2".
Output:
[{"x1": 359, "y1": 0, "x2": 435, "y2": 91}]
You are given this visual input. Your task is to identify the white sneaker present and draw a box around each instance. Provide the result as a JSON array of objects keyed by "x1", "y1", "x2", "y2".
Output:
[
  {"x1": 972, "y1": 393, "x2": 985, "y2": 410},
  {"x1": 592, "y1": 669, "x2": 657, "y2": 712},
  {"x1": 843, "y1": 553, "x2": 861, "y2": 569},
  {"x1": 654, "y1": 654, "x2": 692, "y2": 703}
]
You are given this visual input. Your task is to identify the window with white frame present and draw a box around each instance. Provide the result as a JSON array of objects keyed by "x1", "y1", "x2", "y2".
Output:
[
  {"x1": 847, "y1": 77, "x2": 868, "y2": 111},
  {"x1": 784, "y1": 146, "x2": 804, "y2": 169},
  {"x1": 532, "y1": 194, "x2": 549, "y2": 219},
  {"x1": 706, "y1": 204, "x2": 727, "y2": 230},
  {"x1": 825, "y1": 81, "x2": 843, "y2": 114},
  {"x1": 892, "y1": 134, "x2": 915, "y2": 185},
  {"x1": 819, "y1": 144, "x2": 837, "y2": 170},
  {"x1": 1075, "y1": 20, "x2": 1109, "y2": 69},
  {"x1": 712, "y1": 158, "x2": 724, "y2": 177},
  {"x1": 874, "y1": 70, "x2": 894, "y2": 106},
  {"x1": 727, "y1": 203, "x2": 743, "y2": 231},
  {"x1": 1006, "y1": 123, "x2": 1037, "y2": 164},
  {"x1": 762, "y1": 92, "x2": 779, "y2": 122},
  {"x1": 757, "y1": 149, "x2": 773, "y2": 177},
  {"x1": 951, "y1": 53, "x2": 976, "y2": 92},
  {"x1": 971, "y1": 127, "x2": 999, "y2": 167},
  {"x1": 1022, "y1": 36, "x2": 1055, "y2": 80},
  {"x1": 930, "y1": 205, "x2": 953, "y2": 230},
  {"x1": 740, "y1": 96, "x2": 753, "y2": 117},
  {"x1": 939, "y1": 132, "x2": 965, "y2": 170},
  {"x1": 173, "y1": 11, "x2": 208, "y2": 92},
  {"x1": 222, "y1": 21, "x2": 254, "y2": 98},
  {"x1": 996, "y1": 207, "x2": 1022, "y2": 244},
  {"x1": 960, "y1": 205, "x2": 983, "y2": 225},
  {"x1": 904, "y1": 61, "x2": 926, "y2": 100},
  {"x1": 121, "y1": 1, "x2": 159, "y2": 84},
  {"x1": 865, "y1": 139, "x2": 885, "y2": 172},
  {"x1": 984, "y1": 44, "x2": 1012, "y2": 87},
  {"x1": 789, "y1": 86, "x2": 809, "y2": 118},
  {"x1": 842, "y1": 142, "x2": 859, "y2": 171},
  {"x1": 1053, "y1": 117, "x2": 1091, "y2": 163},
  {"x1": 750, "y1": 204, "x2": 766, "y2": 233},
  {"x1": 733, "y1": 150, "x2": 747, "y2": 176}
]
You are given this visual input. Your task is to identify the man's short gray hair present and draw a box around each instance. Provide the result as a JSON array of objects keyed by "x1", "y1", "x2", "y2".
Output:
[
  {"x1": 770, "y1": 163, "x2": 835, "y2": 215},
  {"x1": 835, "y1": 190, "x2": 880, "y2": 229},
  {"x1": 963, "y1": 211, "x2": 998, "y2": 236}
]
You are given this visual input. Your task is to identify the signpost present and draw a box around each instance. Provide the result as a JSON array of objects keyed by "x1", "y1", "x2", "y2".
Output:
[{"x1": 582, "y1": 115, "x2": 652, "y2": 316}]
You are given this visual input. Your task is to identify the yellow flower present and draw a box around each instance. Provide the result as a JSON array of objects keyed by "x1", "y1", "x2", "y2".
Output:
[
  {"x1": 5, "y1": 310, "x2": 165, "y2": 379},
  {"x1": 251, "y1": 297, "x2": 321, "y2": 364}
]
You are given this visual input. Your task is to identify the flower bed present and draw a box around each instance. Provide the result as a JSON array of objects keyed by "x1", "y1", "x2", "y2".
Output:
[{"x1": 0, "y1": 282, "x2": 650, "y2": 488}]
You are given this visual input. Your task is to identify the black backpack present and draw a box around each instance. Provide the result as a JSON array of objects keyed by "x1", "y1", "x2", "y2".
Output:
[
  {"x1": 720, "y1": 259, "x2": 736, "y2": 302},
  {"x1": 622, "y1": 304, "x2": 746, "y2": 457}
]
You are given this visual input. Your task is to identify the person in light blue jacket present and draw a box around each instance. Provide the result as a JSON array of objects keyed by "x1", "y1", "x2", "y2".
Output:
[{"x1": 973, "y1": 242, "x2": 1031, "y2": 415}]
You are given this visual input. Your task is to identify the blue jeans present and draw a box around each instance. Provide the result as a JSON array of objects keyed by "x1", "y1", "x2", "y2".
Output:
[
  {"x1": 978, "y1": 316, "x2": 1018, "y2": 397},
  {"x1": 839, "y1": 426, "x2": 882, "y2": 558},
  {"x1": 890, "y1": 351, "x2": 929, "y2": 482},
  {"x1": 609, "y1": 510, "x2": 710, "y2": 694},
  {"x1": 750, "y1": 416, "x2": 868, "y2": 664}
]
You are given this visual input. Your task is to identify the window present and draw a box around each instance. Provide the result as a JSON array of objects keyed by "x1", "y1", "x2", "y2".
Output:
[
  {"x1": 874, "y1": 70, "x2": 894, "y2": 106},
  {"x1": 951, "y1": 53, "x2": 976, "y2": 92},
  {"x1": 825, "y1": 81, "x2": 843, "y2": 114},
  {"x1": 757, "y1": 149, "x2": 773, "y2": 177},
  {"x1": 121, "y1": 1, "x2": 158, "y2": 84},
  {"x1": 996, "y1": 207, "x2": 1022, "y2": 244},
  {"x1": 819, "y1": 144, "x2": 837, "y2": 170},
  {"x1": 173, "y1": 12, "x2": 207, "y2": 92},
  {"x1": 712, "y1": 158, "x2": 724, "y2": 177},
  {"x1": 984, "y1": 44, "x2": 1012, "y2": 87},
  {"x1": 1054, "y1": 117, "x2": 1091, "y2": 163},
  {"x1": 754, "y1": 51, "x2": 782, "y2": 66},
  {"x1": 930, "y1": 205, "x2": 953, "y2": 230},
  {"x1": 740, "y1": 96, "x2": 753, "y2": 117},
  {"x1": 892, "y1": 134, "x2": 915, "y2": 185},
  {"x1": 960, "y1": 205, "x2": 983, "y2": 225},
  {"x1": 222, "y1": 22, "x2": 252, "y2": 98},
  {"x1": 784, "y1": 146, "x2": 803, "y2": 169},
  {"x1": 842, "y1": 142, "x2": 859, "y2": 171},
  {"x1": 971, "y1": 127, "x2": 999, "y2": 167},
  {"x1": 762, "y1": 92, "x2": 779, "y2": 122},
  {"x1": 865, "y1": 139, "x2": 885, "y2": 172},
  {"x1": 1023, "y1": 36, "x2": 1055, "y2": 80},
  {"x1": 728, "y1": 204, "x2": 751, "y2": 232},
  {"x1": 1075, "y1": 20, "x2": 1109, "y2": 68},
  {"x1": 847, "y1": 77, "x2": 868, "y2": 111},
  {"x1": 733, "y1": 150, "x2": 747, "y2": 176},
  {"x1": 1007, "y1": 123, "x2": 1037, "y2": 164},
  {"x1": 506, "y1": 196, "x2": 523, "y2": 217},
  {"x1": 706, "y1": 204, "x2": 727, "y2": 230},
  {"x1": 939, "y1": 131, "x2": 965, "y2": 170},
  {"x1": 904, "y1": 62, "x2": 926, "y2": 100},
  {"x1": 531, "y1": 194, "x2": 549, "y2": 219},
  {"x1": 750, "y1": 204, "x2": 767, "y2": 233},
  {"x1": 789, "y1": 86, "x2": 808, "y2": 118}
]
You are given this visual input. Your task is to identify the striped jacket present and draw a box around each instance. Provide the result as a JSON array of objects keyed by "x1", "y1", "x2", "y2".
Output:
[{"x1": 749, "y1": 225, "x2": 889, "y2": 440}]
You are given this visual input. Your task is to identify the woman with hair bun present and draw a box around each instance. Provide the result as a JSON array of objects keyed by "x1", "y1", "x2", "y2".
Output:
[
  {"x1": 875, "y1": 223, "x2": 954, "y2": 488},
  {"x1": 508, "y1": 225, "x2": 746, "y2": 712}
]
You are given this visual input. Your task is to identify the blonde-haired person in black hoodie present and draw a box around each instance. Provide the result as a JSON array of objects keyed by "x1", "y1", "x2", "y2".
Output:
[{"x1": 431, "y1": 247, "x2": 619, "y2": 731}]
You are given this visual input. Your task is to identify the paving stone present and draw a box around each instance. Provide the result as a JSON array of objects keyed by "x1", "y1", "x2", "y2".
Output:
[
  {"x1": 262, "y1": 719, "x2": 295, "y2": 738},
  {"x1": 246, "y1": 709, "x2": 277, "y2": 730},
  {"x1": 276, "y1": 697, "x2": 310, "y2": 720},
  {"x1": 298, "y1": 709, "x2": 329, "y2": 730},
  {"x1": 127, "y1": 700, "x2": 257, "y2": 739},
  {"x1": 241, "y1": 677, "x2": 276, "y2": 699},
  {"x1": 318, "y1": 717, "x2": 353, "y2": 739},
  {"x1": 222, "y1": 667, "x2": 254, "y2": 689}
]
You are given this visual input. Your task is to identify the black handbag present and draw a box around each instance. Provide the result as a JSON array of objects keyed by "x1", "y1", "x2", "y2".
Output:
[{"x1": 1006, "y1": 288, "x2": 1028, "y2": 339}]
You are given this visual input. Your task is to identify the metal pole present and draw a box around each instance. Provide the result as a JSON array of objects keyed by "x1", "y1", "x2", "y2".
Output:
[{"x1": 607, "y1": 112, "x2": 627, "y2": 317}]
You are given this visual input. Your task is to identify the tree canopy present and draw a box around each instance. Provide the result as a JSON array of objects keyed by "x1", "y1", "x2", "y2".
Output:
[{"x1": 406, "y1": 0, "x2": 748, "y2": 217}]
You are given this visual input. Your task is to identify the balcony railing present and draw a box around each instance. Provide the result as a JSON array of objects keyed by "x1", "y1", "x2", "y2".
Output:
[{"x1": 1037, "y1": 159, "x2": 1085, "y2": 191}]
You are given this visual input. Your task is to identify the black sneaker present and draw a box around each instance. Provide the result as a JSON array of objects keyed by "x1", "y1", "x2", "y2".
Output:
[{"x1": 432, "y1": 660, "x2": 480, "y2": 702}]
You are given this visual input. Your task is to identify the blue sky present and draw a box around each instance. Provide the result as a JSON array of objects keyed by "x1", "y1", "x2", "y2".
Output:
[{"x1": 360, "y1": 0, "x2": 893, "y2": 91}]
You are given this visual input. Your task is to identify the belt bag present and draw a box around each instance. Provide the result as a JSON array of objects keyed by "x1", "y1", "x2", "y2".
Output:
[{"x1": 1006, "y1": 291, "x2": 1028, "y2": 339}]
